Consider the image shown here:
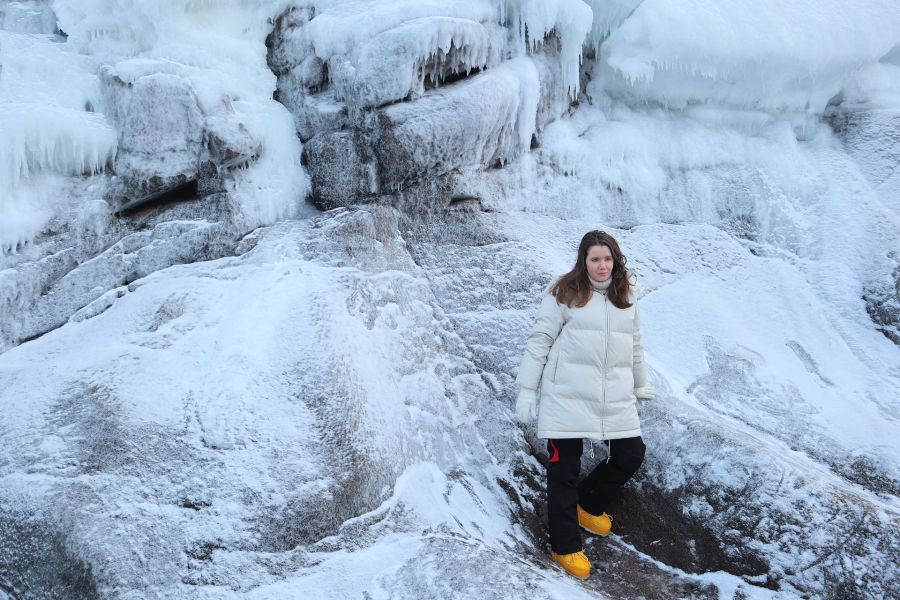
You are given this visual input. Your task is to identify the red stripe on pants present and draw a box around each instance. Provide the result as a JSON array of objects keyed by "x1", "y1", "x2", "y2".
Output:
[{"x1": 549, "y1": 440, "x2": 560, "y2": 463}]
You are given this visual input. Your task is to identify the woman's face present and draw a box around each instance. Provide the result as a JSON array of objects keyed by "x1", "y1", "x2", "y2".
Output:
[{"x1": 586, "y1": 245, "x2": 614, "y2": 282}]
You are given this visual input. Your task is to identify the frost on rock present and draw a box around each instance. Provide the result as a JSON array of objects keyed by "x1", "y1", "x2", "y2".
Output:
[
  {"x1": 0, "y1": 208, "x2": 736, "y2": 599},
  {"x1": 824, "y1": 72, "x2": 900, "y2": 344},
  {"x1": 101, "y1": 68, "x2": 205, "y2": 201},
  {"x1": 1, "y1": 0, "x2": 307, "y2": 353},
  {"x1": 373, "y1": 57, "x2": 539, "y2": 189},
  {"x1": 0, "y1": 209, "x2": 510, "y2": 597},
  {"x1": 0, "y1": 190, "x2": 241, "y2": 352},
  {"x1": 270, "y1": 2, "x2": 582, "y2": 211},
  {"x1": 301, "y1": 58, "x2": 543, "y2": 210},
  {"x1": 327, "y1": 16, "x2": 506, "y2": 109},
  {"x1": 3, "y1": 1, "x2": 900, "y2": 598}
]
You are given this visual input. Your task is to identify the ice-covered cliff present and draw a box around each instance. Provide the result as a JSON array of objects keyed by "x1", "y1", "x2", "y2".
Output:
[{"x1": 1, "y1": 1, "x2": 898, "y2": 598}]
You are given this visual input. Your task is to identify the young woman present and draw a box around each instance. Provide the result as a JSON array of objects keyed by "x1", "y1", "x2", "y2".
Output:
[{"x1": 515, "y1": 230, "x2": 655, "y2": 580}]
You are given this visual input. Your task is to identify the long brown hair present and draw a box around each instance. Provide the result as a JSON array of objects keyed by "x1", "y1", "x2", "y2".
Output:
[{"x1": 550, "y1": 231, "x2": 633, "y2": 309}]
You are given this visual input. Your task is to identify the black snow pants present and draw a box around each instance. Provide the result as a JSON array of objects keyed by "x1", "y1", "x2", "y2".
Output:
[{"x1": 546, "y1": 436, "x2": 646, "y2": 555}]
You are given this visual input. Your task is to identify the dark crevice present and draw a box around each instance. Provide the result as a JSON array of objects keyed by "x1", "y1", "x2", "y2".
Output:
[{"x1": 117, "y1": 179, "x2": 200, "y2": 216}]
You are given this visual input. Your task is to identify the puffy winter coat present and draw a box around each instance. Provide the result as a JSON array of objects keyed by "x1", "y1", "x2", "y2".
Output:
[{"x1": 516, "y1": 285, "x2": 647, "y2": 441}]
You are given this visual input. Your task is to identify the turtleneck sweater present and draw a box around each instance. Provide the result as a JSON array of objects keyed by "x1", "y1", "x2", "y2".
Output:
[{"x1": 590, "y1": 277, "x2": 613, "y2": 293}]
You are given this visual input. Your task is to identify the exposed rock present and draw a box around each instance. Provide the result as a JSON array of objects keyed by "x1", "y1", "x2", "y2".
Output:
[
  {"x1": 284, "y1": 91, "x2": 348, "y2": 143},
  {"x1": 268, "y1": 6, "x2": 344, "y2": 141},
  {"x1": 270, "y1": 9, "x2": 573, "y2": 211},
  {"x1": 303, "y1": 131, "x2": 373, "y2": 210},
  {"x1": 373, "y1": 59, "x2": 538, "y2": 190},
  {"x1": 266, "y1": 6, "x2": 317, "y2": 81},
  {"x1": 864, "y1": 261, "x2": 900, "y2": 345},
  {"x1": 302, "y1": 56, "x2": 555, "y2": 210}
]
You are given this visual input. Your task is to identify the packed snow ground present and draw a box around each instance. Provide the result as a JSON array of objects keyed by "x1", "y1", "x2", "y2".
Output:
[{"x1": 1, "y1": 0, "x2": 899, "y2": 598}]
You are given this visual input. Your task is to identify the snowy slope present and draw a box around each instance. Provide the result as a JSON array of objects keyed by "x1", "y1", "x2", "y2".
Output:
[{"x1": 1, "y1": 0, "x2": 899, "y2": 599}]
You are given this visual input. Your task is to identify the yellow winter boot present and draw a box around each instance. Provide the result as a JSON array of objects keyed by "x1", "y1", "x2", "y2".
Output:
[
  {"x1": 577, "y1": 505, "x2": 612, "y2": 536},
  {"x1": 551, "y1": 550, "x2": 591, "y2": 580}
]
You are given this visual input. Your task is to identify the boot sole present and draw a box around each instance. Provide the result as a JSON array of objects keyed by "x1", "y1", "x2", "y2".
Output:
[
  {"x1": 556, "y1": 566, "x2": 590, "y2": 580},
  {"x1": 579, "y1": 523, "x2": 611, "y2": 537},
  {"x1": 551, "y1": 554, "x2": 591, "y2": 580}
]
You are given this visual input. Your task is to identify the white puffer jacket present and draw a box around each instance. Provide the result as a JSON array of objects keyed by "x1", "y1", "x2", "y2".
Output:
[{"x1": 516, "y1": 282, "x2": 647, "y2": 440}]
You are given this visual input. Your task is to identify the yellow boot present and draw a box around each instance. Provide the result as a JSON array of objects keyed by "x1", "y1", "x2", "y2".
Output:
[
  {"x1": 551, "y1": 550, "x2": 591, "y2": 580},
  {"x1": 577, "y1": 505, "x2": 612, "y2": 536}
]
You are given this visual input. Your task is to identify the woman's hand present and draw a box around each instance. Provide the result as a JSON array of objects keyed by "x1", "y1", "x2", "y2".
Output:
[
  {"x1": 516, "y1": 388, "x2": 538, "y2": 422},
  {"x1": 634, "y1": 385, "x2": 656, "y2": 400}
]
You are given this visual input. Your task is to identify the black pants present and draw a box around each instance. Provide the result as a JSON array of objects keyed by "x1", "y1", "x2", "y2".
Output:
[{"x1": 546, "y1": 436, "x2": 646, "y2": 554}]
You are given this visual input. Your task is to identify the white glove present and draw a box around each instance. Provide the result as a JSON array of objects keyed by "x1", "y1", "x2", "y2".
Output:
[
  {"x1": 515, "y1": 388, "x2": 537, "y2": 422},
  {"x1": 634, "y1": 385, "x2": 656, "y2": 400}
]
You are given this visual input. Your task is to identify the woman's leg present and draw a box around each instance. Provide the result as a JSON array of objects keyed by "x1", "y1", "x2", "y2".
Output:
[
  {"x1": 546, "y1": 438, "x2": 584, "y2": 554},
  {"x1": 577, "y1": 436, "x2": 646, "y2": 515}
]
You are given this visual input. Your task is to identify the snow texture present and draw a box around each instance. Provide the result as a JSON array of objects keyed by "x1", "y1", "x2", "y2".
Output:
[
  {"x1": 596, "y1": 0, "x2": 900, "y2": 113},
  {"x1": 1, "y1": 0, "x2": 900, "y2": 598}
]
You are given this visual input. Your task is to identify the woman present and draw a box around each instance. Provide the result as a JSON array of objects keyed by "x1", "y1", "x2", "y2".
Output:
[{"x1": 515, "y1": 230, "x2": 655, "y2": 580}]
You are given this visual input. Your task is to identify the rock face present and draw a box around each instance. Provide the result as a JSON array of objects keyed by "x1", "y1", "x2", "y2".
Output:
[
  {"x1": 0, "y1": 38, "x2": 263, "y2": 352},
  {"x1": 0, "y1": 191, "x2": 240, "y2": 351},
  {"x1": 99, "y1": 67, "x2": 259, "y2": 211},
  {"x1": 103, "y1": 71, "x2": 205, "y2": 198},
  {"x1": 3, "y1": 206, "x2": 897, "y2": 599},
  {"x1": 2, "y1": 3, "x2": 899, "y2": 600},
  {"x1": 268, "y1": 9, "x2": 571, "y2": 211}
]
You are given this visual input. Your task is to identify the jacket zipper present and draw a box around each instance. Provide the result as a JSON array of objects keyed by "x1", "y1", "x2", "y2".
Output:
[{"x1": 602, "y1": 295, "x2": 610, "y2": 440}]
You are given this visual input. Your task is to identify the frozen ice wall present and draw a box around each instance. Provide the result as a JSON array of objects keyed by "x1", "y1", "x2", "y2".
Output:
[
  {"x1": 0, "y1": 0, "x2": 311, "y2": 256},
  {"x1": 1, "y1": 0, "x2": 899, "y2": 599},
  {"x1": 0, "y1": 16, "x2": 115, "y2": 253},
  {"x1": 595, "y1": 0, "x2": 900, "y2": 113}
]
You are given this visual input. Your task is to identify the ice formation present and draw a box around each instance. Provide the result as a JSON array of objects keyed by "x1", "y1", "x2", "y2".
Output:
[
  {"x1": 0, "y1": 30, "x2": 116, "y2": 252},
  {"x1": 597, "y1": 0, "x2": 900, "y2": 112},
  {"x1": 0, "y1": 0, "x2": 899, "y2": 598}
]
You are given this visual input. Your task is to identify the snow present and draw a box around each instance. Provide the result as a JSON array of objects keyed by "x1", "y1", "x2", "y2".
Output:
[
  {"x1": 2, "y1": 0, "x2": 900, "y2": 597},
  {"x1": 3, "y1": 1, "x2": 56, "y2": 34},
  {"x1": 597, "y1": 0, "x2": 900, "y2": 112},
  {"x1": 327, "y1": 16, "x2": 507, "y2": 108},
  {"x1": 303, "y1": 0, "x2": 590, "y2": 100},
  {"x1": 303, "y1": 0, "x2": 501, "y2": 61},
  {"x1": 1, "y1": 0, "x2": 310, "y2": 254}
]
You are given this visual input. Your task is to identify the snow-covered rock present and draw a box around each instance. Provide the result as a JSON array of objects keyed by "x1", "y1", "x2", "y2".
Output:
[
  {"x1": 327, "y1": 16, "x2": 506, "y2": 109},
  {"x1": 0, "y1": 190, "x2": 241, "y2": 352},
  {"x1": 373, "y1": 57, "x2": 539, "y2": 187},
  {"x1": 2, "y1": 1, "x2": 900, "y2": 599},
  {"x1": 101, "y1": 69, "x2": 205, "y2": 201},
  {"x1": 297, "y1": 48, "x2": 567, "y2": 209}
]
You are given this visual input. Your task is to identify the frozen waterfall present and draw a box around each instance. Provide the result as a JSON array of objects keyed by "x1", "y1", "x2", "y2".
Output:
[{"x1": 1, "y1": 1, "x2": 898, "y2": 598}]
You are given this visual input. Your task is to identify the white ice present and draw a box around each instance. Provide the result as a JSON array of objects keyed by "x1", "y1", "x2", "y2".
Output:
[
  {"x1": 596, "y1": 0, "x2": 900, "y2": 113},
  {"x1": 1, "y1": 0, "x2": 899, "y2": 598}
]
